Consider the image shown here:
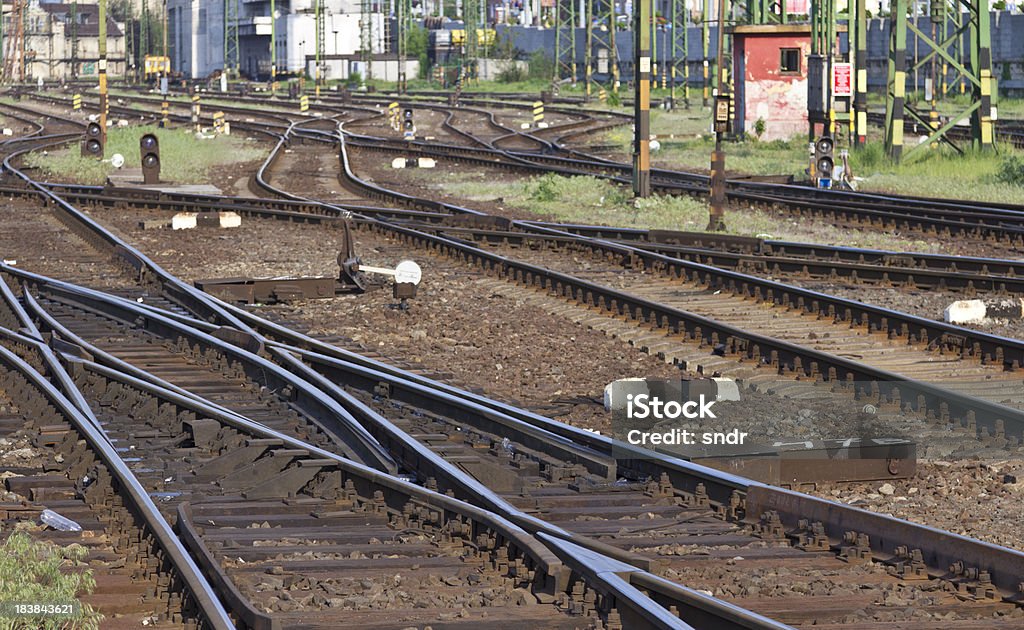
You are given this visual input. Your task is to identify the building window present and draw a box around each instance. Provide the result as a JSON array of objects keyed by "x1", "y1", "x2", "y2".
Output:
[
  {"x1": 197, "y1": 9, "x2": 206, "y2": 34},
  {"x1": 780, "y1": 48, "x2": 800, "y2": 74}
]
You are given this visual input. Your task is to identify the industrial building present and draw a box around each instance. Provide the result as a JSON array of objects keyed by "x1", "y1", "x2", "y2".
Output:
[
  {"x1": 2, "y1": 2, "x2": 126, "y2": 81},
  {"x1": 167, "y1": 0, "x2": 385, "y2": 80}
]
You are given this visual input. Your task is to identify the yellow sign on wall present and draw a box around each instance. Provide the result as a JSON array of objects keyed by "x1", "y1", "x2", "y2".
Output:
[
  {"x1": 144, "y1": 55, "x2": 170, "y2": 76},
  {"x1": 450, "y1": 29, "x2": 496, "y2": 46}
]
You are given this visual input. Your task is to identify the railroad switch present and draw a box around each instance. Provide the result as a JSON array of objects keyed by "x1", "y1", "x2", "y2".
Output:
[{"x1": 194, "y1": 221, "x2": 421, "y2": 305}]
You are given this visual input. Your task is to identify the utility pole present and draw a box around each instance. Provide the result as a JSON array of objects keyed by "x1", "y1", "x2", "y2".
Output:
[
  {"x1": 852, "y1": 0, "x2": 866, "y2": 146},
  {"x1": 360, "y1": 0, "x2": 372, "y2": 86},
  {"x1": 270, "y1": 0, "x2": 278, "y2": 93},
  {"x1": 225, "y1": 0, "x2": 239, "y2": 78},
  {"x1": 99, "y1": 0, "x2": 108, "y2": 151},
  {"x1": 315, "y1": 0, "x2": 324, "y2": 96},
  {"x1": 670, "y1": 0, "x2": 688, "y2": 105},
  {"x1": 71, "y1": 1, "x2": 79, "y2": 79},
  {"x1": 707, "y1": 0, "x2": 727, "y2": 231},
  {"x1": 141, "y1": 0, "x2": 148, "y2": 59},
  {"x1": 632, "y1": 0, "x2": 651, "y2": 198},
  {"x1": 396, "y1": 0, "x2": 408, "y2": 92},
  {"x1": 701, "y1": 0, "x2": 710, "y2": 105},
  {"x1": 125, "y1": 0, "x2": 133, "y2": 81},
  {"x1": 161, "y1": 0, "x2": 168, "y2": 127}
]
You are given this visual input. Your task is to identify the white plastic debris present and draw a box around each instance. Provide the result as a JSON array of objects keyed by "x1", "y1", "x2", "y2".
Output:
[{"x1": 40, "y1": 509, "x2": 82, "y2": 532}]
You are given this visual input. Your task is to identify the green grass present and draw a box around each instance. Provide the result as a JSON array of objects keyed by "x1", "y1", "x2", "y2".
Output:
[
  {"x1": 602, "y1": 106, "x2": 811, "y2": 176},
  {"x1": 412, "y1": 168, "x2": 944, "y2": 252},
  {"x1": 25, "y1": 124, "x2": 265, "y2": 185},
  {"x1": 596, "y1": 102, "x2": 1024, "y2": 204},
  {"x1": 848, "y1": 141, "x2": 1024, "y2": 203},
  {"x1": 0, "y1": 531, "x2": 102, "y2": 629}
]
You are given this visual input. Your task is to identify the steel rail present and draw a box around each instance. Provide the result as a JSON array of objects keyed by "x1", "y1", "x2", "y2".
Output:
[
  {"x1": 0, "y1": 330, "x2": 236, "y2": 629},
  {"x1": 250, "y1": 120, "x2": 1024, "y2": 608}
]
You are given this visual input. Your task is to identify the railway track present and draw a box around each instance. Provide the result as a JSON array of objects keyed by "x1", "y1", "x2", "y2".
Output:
[
  {"x1": 6, "y1": 96, "x2": 1024, "y2": 628},
  {"x1": 0, "y1": 285, "x2": 235, "y2": 628},
  {"x1": 0, "y1": 100, "x2": 801, "y2": 629},
  {"x1": 26, "y1": 87, "x2": 1024, "y2": 249}
]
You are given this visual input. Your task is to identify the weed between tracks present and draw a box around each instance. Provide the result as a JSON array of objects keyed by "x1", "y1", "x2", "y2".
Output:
[
  {"x1": 0, "y1": 530, "x2": 102, "y2": 629},
  {"x1": 24, "y1": 124, "x2": 264, "y2": 185},
  {"x1": 426, "y1": 169, "x2": 944, "y2": 252}
]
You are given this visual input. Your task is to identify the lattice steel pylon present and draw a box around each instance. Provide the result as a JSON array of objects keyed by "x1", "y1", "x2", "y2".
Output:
[
  {"x1": 584, "y1": 0, "x2": 617, "y2": 96},
  {"x1": 396, "y1": 0, "x2": 410, "y2": 92},
  {"x1": 225, "y1": 0, "x2": 239, "y2": 78},
  {"x1": 809, "y1": 0, "x2": 835, "y2": 138},
  {"x1": 669, "y1": 0, "x2": 689, "y2": 105},
  {"x1": 360, "y1": 0, "x2": 374, "y2": 84},
  {"x1": 553, "y1": 0, "x2": 575, "y2": 83},
  {"x1": 884, "y1": 0, "x2": 993, "y2": 160},
  {"x1": 462, "y1": 0, "x2": 480, "y2": 80},
  {"x1": 744, "y1": 0, "x2": 786, "y2": 24}
]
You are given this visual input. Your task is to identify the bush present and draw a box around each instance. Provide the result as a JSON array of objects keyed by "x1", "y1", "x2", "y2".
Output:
[
  {"x1": 753, "y1": 118, "x2": 766, "y2": 140},
  {"x1": 528, "y1": 173, "x2": 560, "y2": 201},
  {"x1": 0, "y1": 531, "x2": 102, "y2": 629},
  {"x1": 527, "y1": 50, "x2": 554, "y2": 80},
  {"x1": 496, "y1": 62, "x2": 527, "y2": 83},
  {"x1": 996, "y1": 154, "x2": 1024, "y2": 185}
]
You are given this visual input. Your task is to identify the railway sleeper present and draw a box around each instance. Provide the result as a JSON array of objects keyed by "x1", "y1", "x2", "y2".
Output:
[{"x1": 0, "y1": 362, "x2": 207, "y2": 627}]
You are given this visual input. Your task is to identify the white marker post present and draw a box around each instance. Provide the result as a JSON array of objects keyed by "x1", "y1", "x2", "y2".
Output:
[{"x1": 357, "y1": 260, "x2": 422, "y2": 309}]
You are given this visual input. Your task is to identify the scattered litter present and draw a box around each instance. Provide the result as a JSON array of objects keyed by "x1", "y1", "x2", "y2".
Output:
[{"x1": 40, "y1": 509, "x2": 82, "y2": 532}]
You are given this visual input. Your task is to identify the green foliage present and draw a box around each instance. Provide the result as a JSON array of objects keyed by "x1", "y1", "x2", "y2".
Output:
[
  {"x1": 996, "y1": 154, "x2": 1024, "y2": 185},
  {"x1": 525, "y1": 173, "x2": 630, "y2": 207},
  {"x1": 0, "y1": 531, "x2": 102, "y2": 630},
  {"x1": 527, "y1": 50, "x2": 554, "y2": 80},
  {"x1": 407, "y1": 26, "x2": 428, "y2": 58},
  {"x1": 753, "y1": 118, "x2": 766, "y2": 140},
  {"x1": 406, "y1": 27, "x2": 431, "y2": 81},
  {"x1": 25, "y1": 125, "x2": 265, "y2": 186},
  {"x1": 497, "y1": 62, "x2": 528, "y2": 84},
  {"x1": 849, "y1": 141, "x2": 886, "y2": 172},
  {"x1": 606, "y1": 90, "x2": 621, "y2": 107},
  {"x1": 527, "y1": 173, "x2": 560, "y2": 202}
]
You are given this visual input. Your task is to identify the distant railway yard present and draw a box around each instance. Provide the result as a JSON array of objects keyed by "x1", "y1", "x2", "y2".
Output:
[{"x1": 0, "y1": 81, "x2": 1023, "y2": 630}]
